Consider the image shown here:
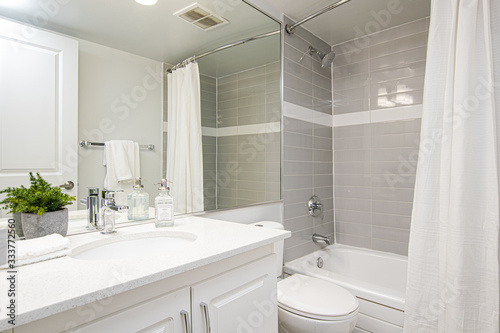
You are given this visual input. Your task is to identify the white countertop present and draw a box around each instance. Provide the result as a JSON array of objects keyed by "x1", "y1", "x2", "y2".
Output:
[{"x1": 0, "y1": 217, "x2": 290, "y2": 330}]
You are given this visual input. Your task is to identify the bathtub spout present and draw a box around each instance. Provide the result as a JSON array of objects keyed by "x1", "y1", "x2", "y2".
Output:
[{"x1": 312, "y1": 233, "x2": 331, "y2": 245}]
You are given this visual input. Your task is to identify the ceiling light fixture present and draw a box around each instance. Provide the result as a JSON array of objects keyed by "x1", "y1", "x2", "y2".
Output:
[{"x1": 135, "y1": 0, "x2": 158, "y2": 5}]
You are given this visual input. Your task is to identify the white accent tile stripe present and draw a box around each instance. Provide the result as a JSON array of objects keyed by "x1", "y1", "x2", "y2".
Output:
[
  {"x1": 283, "y1": 102, "x2": 314, "y2": 123},
  {"x1": 283, "y1": 101, "x2": 333, "y2": 127},
  {"x1": 237, "y1": 122, "x2": 281, "y2": 136},
  {"x1": 202, "y1": 127, "x2": 217, "y2": 137},
  {"x1": 332, "y1": 111, "x2": 370, "y2": 127},
  {"x1": 332, "y1": 104, "x2": 423, "y2": 128},
  {"x1": 174, "y1": 104, "x2": 423, "y2": 138},
  {"x1": 216, "y1": 126, "x2": 238, "y2": 137},
  {"x1": 200, "y1": 122, "x2": 281, "y2": 137},
  {"x1": 370, "y1": 105, "x2": 423, "y2": 123}
]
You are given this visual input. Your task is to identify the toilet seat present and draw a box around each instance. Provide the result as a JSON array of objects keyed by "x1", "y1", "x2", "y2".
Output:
[{"x1": 277, "y1": 274, "x2": 359, "y2": 321}]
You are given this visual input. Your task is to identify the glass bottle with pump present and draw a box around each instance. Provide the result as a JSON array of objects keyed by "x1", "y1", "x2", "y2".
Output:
[
  {"x1": 127, "y1": 177, "x2": 150, "y2": 220},
  {"x1": 154, "y1": 179, "x2": 174, "y2": 227}
]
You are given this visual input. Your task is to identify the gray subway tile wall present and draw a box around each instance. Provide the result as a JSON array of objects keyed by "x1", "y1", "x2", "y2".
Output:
[
  {"x1": 332, "y1": 18, "x2": 429, "y2": 115},
  {"x1": 283, "y1": 16, "x2": 332, "y2": 115},
  {"x1": 216, "y1": 132, "x2": 280, "y2": 208},
  {"x1": 216, "y1": 62, "x2": 281, "y2": 209},
  {"x1": 282, "y1": 117, "x2": 318, "y2": 261},
  {"x1": 201, "y1": 74, "x2": 217, "y2": 211},
  {"x1": 332, "y1": 18, "x2": 429, "y2": 256},
  {"x1": 283, "y1": 16, "x2": 333, "y2": 262},
  {"x1": 334, "y1": 119, "x2": 421, "y2": 255},
  {"x1": 218, "y1": 62, "x2": 280, "y2": 128}
]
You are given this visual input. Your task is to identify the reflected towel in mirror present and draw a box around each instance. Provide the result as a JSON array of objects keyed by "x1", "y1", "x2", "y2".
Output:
[{"x1": 103, "y1": 140, "x2": 141, "y2": 190}]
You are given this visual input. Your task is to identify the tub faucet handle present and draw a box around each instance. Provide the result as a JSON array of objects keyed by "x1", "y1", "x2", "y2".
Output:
[{"x1": 308, "y1": 195, "x2": 324, "y2": 219}]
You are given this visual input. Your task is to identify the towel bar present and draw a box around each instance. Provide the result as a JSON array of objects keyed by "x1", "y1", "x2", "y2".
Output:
[{"x1": 80, "y1": 140, "x2": 155, "y2": 151}]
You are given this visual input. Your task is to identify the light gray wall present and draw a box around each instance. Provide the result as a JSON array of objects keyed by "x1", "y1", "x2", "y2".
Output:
[
  {"x1": 282, "y1": 16, "x2": 334, "y2": 262},
  {"x1": 78, "y1": 39, "x2": 163, "y2": 206},
  {"x1": 332, "y1": 18, "x2": 429, "y2": 256}
]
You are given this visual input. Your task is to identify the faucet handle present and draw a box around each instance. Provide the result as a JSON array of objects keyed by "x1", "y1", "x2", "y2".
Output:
[
  {"x1": 102, "y1": 189, "x2": 123, "y2": 199},
  {"x1": 103, "y1": 191, "x2": 115, "y2": 199},
  {"x1": 308, "y1": 195, "x2": 324, "y2": 219},
  {"x1": 101, "y1": 190, "x2": 117, "y2": 207},
  {"x1": 102, "y1": 189, "x2": 114, "y2": 198},
  {"x1": 87, "y1": 187, "x2": 99, "y2": 196}
]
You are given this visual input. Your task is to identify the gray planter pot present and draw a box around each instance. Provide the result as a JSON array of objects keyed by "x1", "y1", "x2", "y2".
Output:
[
  {"x1": 21, "y1": 208, "x2": 68, "y2": 239},
  {"x1": 13, "y1": 212, "x2": 24, "y2": 238}
]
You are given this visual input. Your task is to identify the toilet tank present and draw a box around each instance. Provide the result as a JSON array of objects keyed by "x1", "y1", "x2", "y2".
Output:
[{"x1": 251, "y1": 221, "x2": 284, "y2": 277}]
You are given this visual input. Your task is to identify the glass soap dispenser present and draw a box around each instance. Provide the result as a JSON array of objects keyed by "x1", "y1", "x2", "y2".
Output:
[
  {"x1": 154, "y1": 179, "x2": 174, "y2": 227},
  {"x1": 127, "y1": 177, "x2": 150, "y2": 220}
]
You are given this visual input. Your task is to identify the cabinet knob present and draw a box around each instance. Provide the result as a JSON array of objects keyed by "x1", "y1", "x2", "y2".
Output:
[{"x1": 200, "y1": 302, "x2": 211, "y2": 333}]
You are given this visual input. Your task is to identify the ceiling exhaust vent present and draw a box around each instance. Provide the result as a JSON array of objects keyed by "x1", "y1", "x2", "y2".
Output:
[{"x1": 173, "y1": 3, "x2": 229, "y2": 31}]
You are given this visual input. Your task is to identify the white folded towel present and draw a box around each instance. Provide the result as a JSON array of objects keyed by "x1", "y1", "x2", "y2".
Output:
[
  {"x1": 1, "y1": 234, "x2": 71, "y2": 269},
  {"x1": 103, "y1": 140, "x2": 141, "y2": 190},
  {"x1": 14, "y1": 249, "x2": 71, "y2": 267},
  {"x1": 18, "y1": 233, "x2": 70, "y2": 259}
]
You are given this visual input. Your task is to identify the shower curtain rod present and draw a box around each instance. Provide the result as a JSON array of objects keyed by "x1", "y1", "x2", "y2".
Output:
[
  {"x1": 285, "y1": 0, "x2": 353, "y2": 34},
  {"x1": 167, "y1": 30, "x2": 280, "y2": 72}
]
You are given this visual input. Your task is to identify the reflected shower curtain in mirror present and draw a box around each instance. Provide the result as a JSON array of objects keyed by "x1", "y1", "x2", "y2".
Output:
[
  {"x1": 404, "y1": 0, "x2": 499, "y2": 332},
  {"x1": 167, "y1": 62, "x2": 204, "y2": 214}
]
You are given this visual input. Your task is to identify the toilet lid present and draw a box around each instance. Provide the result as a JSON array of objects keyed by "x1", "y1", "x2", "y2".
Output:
[{"x1": 277, "y1": 274, "x2": 359, "y2": 321}]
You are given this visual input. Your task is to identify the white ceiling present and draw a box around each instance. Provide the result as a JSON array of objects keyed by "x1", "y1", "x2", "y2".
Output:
[
  {"x1": 0, "y1": 0, "x2": 431, "y2": 77},
  {"x1": 197, "y1": 34, "x2": 281, "y2": 77},
  {"x1": 0, "y1": 0, "x2": 279, "y2": 76},
  {"x1": 256, "y1": 0, "x2": 431, "y2": 45}
]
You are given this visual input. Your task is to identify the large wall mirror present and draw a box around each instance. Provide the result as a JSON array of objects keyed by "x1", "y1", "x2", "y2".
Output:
[{"x1": 0, "y1": 0, "x2": 281, "y2": 229}]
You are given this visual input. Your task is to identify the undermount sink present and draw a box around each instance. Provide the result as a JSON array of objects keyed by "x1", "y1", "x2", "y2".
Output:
[{"x1": 71, "y1": 231, "x2": 197, "y2": 261}]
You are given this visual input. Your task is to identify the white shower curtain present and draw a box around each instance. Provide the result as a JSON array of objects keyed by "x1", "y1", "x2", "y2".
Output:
[
  {"x1": 167, "y1": 62, "x2": 204, "y2": 214},
  {"x1": 404, "y1": 1, "x2": 499, "y2": 332}
]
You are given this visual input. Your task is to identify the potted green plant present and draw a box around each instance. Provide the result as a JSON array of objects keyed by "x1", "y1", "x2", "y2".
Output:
[{"x1": 0, "y1": 172, "x2": 75, "y2": 239}]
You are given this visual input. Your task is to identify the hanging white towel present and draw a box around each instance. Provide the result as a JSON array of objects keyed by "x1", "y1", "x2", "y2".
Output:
[
  {"x1": 103, "y1": 140, "x2": 140, "y2": 190},
  {"x1": 0, "y1": 234, "x2": 71, "y2": 269}
]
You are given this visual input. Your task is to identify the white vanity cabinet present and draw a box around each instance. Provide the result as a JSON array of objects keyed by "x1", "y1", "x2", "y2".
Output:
[
  {"x1": 11, "y1": 250, "x2": 277, "y2": 333},
  {"x1": 192, "y1": 254, "x2": 277, "y2": 333},
  {"x1": 68, "y1": 287, "x2": 191, "y2": 333}
]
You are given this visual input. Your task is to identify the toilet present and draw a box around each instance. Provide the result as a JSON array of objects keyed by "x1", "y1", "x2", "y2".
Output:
[{"x1": 252, "y1": 221, "x2": 359, "y2": 333}]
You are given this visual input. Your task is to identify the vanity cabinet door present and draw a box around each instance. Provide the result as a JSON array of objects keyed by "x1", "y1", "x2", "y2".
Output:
[
  {"x1": 191, "y1": 255, "x2": 277, "y2": 333},
  {"x1": 69, "y1": 287, "x2": 191, "y2": 333}
]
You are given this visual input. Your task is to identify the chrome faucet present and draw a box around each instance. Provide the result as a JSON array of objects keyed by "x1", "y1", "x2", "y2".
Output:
[
  {"x1": 100, "y1": 190, "x2": 128, "y2": 234},
  {"x1": 312, "y1": 233, "x2": 331, "y2": 245},
  {"x1": 308, "y1": 195, "x2": 324, "y2": 219},
  {"x1": 79, "y1": 187, "x2": 100, "y2": 230}
]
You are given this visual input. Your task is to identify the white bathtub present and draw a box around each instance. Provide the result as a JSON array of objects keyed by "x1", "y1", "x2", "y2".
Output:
[{"x1": 284, "y1": 244, "x2": 407, "y2": 333}]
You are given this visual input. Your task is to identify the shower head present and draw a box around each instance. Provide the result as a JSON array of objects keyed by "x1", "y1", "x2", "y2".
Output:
[
  {"x1": 321, "y1": 50, "x2": 336, "y2": 68},
  {"x1": 307, "y1": 46, "x2": 335, "y2": 68}
]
